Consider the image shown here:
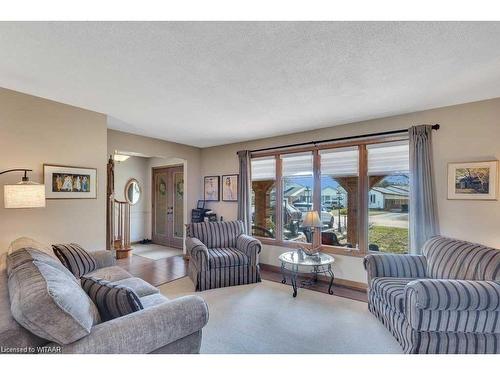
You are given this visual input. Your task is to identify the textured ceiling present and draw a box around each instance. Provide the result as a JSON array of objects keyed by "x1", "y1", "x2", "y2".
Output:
[{"x1": 1, "y1": 22, "x2": 500, "y2": 147}]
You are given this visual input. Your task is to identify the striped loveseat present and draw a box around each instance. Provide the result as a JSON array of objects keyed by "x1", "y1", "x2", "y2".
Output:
[
  {"x1": 364, "y1": 236, "x2": 500, "y2": 354},
  {"x1": 186, "y1": 221, "x2": 262, "y2": 291}
]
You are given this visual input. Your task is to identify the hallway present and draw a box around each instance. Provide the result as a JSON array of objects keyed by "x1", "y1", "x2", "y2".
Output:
[{"x1": 132, "y1": 243, "x2": 183, "y2": 260}]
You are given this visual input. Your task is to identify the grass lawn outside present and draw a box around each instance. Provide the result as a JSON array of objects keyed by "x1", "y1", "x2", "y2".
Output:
[
  {"x1": 368, "y1": 225, "x2": 408, "y2": 254},
  {"x1": 367, "y1": 209, "x2": 387, "y2": 216}
]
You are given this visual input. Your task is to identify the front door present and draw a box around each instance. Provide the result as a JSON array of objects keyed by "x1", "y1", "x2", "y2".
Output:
[{"x1": 152, "y1": 165, "x2": 184, "y2": 248}]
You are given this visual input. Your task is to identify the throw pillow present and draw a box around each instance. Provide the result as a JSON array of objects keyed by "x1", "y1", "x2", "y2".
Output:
[
  {"x1": 81, "y1": 276, "x2": 144, "y2": 322},
  {"x1": 52, "y1": 243, "x2": 97, "y2": 278},
  {"x1": 8, "y1": 237, "x2": 56, "y2": 258},
  {"x1": 8, "y1": 260, "x2": 100, "y2": 345},
  {"x1": 7, "y1": 247, "x2": 76, "y2": 281}
]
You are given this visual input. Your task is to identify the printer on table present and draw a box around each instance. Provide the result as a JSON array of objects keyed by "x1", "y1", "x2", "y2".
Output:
[{"x1": 191, "y1": 200, "x2": 217, "y2": 223}]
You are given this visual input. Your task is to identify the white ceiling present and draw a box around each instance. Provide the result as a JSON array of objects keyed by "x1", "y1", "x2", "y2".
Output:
[{"x1": 1, "y1": 22, "x2": 500, "y2": 147}]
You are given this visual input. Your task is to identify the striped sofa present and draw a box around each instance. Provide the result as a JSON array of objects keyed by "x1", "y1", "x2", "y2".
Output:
[
  {"x1": 186, "y1": 221, "x2": 262, "y2": 291},
  {"x1": 364, "y1": 236, "x2": 500, "y2": 354}
]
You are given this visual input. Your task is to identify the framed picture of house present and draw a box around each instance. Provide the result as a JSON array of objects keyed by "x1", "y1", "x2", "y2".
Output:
[
  {"x1": 447, "y1": 161, "x2": 498, "y2": 200},
  {"x1": 222, "y1": 174, "x2": 238, "y2": 202},
  {"x1": 204, "y1": 176, "x2": 220, "y2": 201},
  {"x1": 44, "y1": 164, "x2": 97, "y2": 199}
]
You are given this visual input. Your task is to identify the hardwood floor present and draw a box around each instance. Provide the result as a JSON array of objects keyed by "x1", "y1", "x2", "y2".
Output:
[
  {"x1": 116, "y1": 255, "x2": 367, "y2": 302},
  {"x1": 116, "y1": 254, "x2": 187, "y2": 286}
]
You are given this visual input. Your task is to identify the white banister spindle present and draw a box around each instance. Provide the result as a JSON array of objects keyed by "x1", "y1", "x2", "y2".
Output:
[{"x1": 113, "y1": 199, "x2": 132, "y2": 258}]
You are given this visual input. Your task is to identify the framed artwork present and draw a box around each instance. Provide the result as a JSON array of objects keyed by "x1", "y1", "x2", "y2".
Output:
[
  {"x1": 447, "y1": 161, "x2": 498, "y2": 200},
  {"x1": 222, "y1": 174, "x2": 238, "y2": 202},
  {"x1": 44, "y1": 164, "x2": 97, "y2": 199},
  {"x1": 204, "y1": 176, "x2": 220, "y2": 201}
]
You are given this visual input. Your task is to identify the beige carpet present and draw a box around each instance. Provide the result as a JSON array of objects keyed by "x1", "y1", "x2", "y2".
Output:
[
  {"x1": 132, "y1": 243, "x2": 183, "y2": 260},
  {"x1": 159, "y1": 277, "x2": 403, "y2": 354}
]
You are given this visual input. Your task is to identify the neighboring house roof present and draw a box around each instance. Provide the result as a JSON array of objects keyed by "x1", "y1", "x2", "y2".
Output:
[
  {"x1": 390, "y1": 185, "x2": 409, "y2": 192},
  {"x1": 284, "y1": 184, "x2": 307, "y2": 198},
  {"x1": 288, "y1": 182, "x2": 409, "y2": 198},
  {"x1": 321, "y1": 187, "x2": 337, "y2": 195},
  {"x1": 371, "y1": 185, "x2": 409, "y2": 197},
  {"x1": 285, "y1": 182, "x2": 344, "y2": 198},
  {"x1": 322, "y1": 186, "x2": 347, "y2": 194}
]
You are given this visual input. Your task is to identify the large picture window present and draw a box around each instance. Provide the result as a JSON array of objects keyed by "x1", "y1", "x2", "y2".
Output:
[
  {"x1": 281, "y1": 152, "x2": 314, "y2": 242},
  {"x1": 251, "y1": 156, "x2": 276, "y2": 238},
  {"x1": 249, "y1": 137, "x2": 410, "y2": 256},
  {"x1": 320, "y1": 147, "x2": 358, "y2": 249},
  {"x1": 367, "y1": 141, "x2": 409, "y2": 254}
]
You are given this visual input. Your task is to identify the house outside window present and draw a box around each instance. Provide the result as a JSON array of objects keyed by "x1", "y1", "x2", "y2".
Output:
[
  {"x1": 367, "y1": 141, "x2": 409, "y2": 253},
  {"x1": 281, "y1": 152, "x2": 314, "y2": 242},
  {"x1": 320, "y1": 147, "x2": 358, "y2": 248},
  {"x1": 251, "y1": 156, "x2": 276, "y2": 238},
  {"x1": 249, "y1": 138, "x2": 410, "y2": 256}
]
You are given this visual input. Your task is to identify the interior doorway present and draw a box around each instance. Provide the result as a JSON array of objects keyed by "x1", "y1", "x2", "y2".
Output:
[{"x1": 152, "y1": 165, "x2": 184, "y2": 249}]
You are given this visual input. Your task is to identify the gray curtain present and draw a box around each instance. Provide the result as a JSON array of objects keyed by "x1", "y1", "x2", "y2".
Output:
[
  {"x1": 237, "y1": 150, "x2": 252, "y2": 234},
  {"x1": 409, "y1": 125, "x2": 440, "y2": 254}
]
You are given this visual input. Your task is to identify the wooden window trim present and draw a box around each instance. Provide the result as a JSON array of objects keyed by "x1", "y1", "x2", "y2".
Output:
[
  {"x1": 251, "y1": 134, "x2": 409, "y2": 258},
  {"x1": 255, "y1": 237, "x2": 366, "y2": 258},
  {"x1": 275, "y1": 155, "x2": 283, "y2": 241},
  {"x1": 312, "y1": 149, "x2": 321, "y2": 247},
  {"x1": 358, "y1": 144, "x2": 368, "y2": 254}
]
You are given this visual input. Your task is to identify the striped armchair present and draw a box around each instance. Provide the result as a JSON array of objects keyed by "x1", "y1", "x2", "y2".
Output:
[
  {"x1": 186, "y1": 221, "x2": 262, "y2": 291},
  {"x1": 364, "y1": 236, "x2": 500, "y2": 354}
]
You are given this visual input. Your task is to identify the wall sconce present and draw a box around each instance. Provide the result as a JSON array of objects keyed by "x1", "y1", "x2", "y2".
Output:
[
  {"x1": 1, "y1": 169, "x2": 45, "y2": 208},
  {"x1": 113, "y1": 154, "x2": 130, "y2": 162}
]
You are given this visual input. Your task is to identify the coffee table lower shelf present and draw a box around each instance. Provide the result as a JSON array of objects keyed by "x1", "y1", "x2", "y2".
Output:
[{"x1": 280, "y1": 262, "x2": 335, "y2": 298}]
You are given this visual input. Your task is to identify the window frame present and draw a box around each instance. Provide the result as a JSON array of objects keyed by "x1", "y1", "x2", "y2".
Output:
[{"x1": 250, "y1": 134, "x2": 409, "y2": 257}]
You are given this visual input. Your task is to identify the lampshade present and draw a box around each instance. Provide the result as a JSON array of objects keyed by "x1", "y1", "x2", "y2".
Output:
[
  {"x1": 302, "y1": 210, "x2": 322, "y2": 228},
  {"x1": 4, "y1": 181, "x2": 45, "y2": 208}
]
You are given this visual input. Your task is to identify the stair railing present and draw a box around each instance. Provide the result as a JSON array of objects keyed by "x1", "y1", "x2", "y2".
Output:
[{"x1": 114, "y1": 199, "x2": 132, "y2": 258}]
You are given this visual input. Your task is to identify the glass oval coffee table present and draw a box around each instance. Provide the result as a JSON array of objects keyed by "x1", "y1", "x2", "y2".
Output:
[{"x1": 279, "y1": 250, "x2": 335, "y2": 298}]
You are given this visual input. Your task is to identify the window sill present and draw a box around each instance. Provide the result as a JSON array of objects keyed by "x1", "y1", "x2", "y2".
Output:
[{"x1": 255, "y1": 237, "x2": 366, "y2": 258}]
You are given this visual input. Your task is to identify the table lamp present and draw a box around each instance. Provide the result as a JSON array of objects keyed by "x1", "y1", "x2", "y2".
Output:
[
  {"x1": 301, "y1": 210, "x2": 322, "y2": 255},
  {"x1": 1, "y1": 169, "x2": 45, "y2": 208}
]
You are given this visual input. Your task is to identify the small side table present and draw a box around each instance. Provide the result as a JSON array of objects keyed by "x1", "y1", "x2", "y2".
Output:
[{"x1": 279, "y1": 250, "x2": 335, "y2": 298}]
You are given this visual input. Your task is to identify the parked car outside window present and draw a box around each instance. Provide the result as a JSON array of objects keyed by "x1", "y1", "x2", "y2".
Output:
[{"x1": 290, "y1": 202, "x2": 334, "y2": 228}]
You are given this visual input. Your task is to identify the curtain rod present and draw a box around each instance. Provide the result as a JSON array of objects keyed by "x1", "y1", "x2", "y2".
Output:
[{"x1": 249, "y1": 124, "x2": 440, "y2": 154}]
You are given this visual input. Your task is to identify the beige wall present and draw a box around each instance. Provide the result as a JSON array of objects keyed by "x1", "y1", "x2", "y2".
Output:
[
  {"x1": 200, "y1": 97, "x2": 500, "y2": 283},
  {"x1": 0, "y1": 90, "x2": 200, "y2": 254},
  {"x1": 2, "y1": 85, "x2": 499, "y2": 283},
  {"x1": 108, "y1": 130, "x2": 202, "y2": 251},
  {"x1": 0, "y1": 88, "x2": 107, "y2": 253}
]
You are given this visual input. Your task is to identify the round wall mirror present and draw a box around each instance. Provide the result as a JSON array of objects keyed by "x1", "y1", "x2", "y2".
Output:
[{"x1": 124, "y1": 178, "x2": 141, "y2": 205}]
